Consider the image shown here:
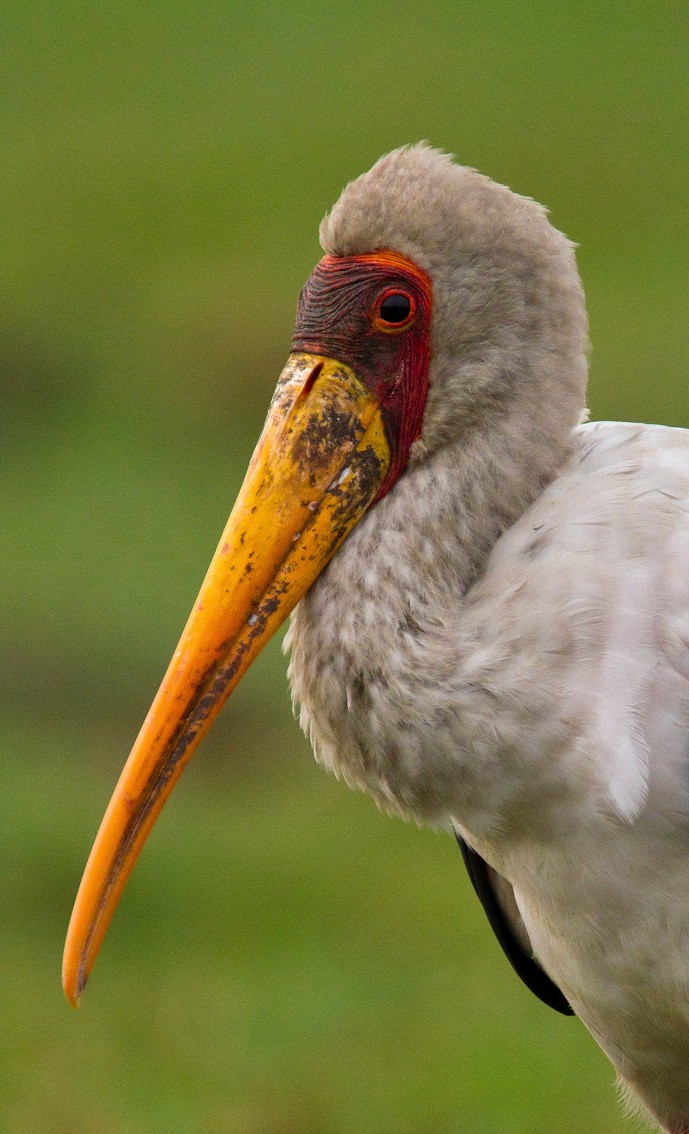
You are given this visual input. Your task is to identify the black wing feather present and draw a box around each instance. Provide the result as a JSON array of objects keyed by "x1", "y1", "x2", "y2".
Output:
[{"x1": 455, "y1": 833, "x2": 574, "y2": 1016}]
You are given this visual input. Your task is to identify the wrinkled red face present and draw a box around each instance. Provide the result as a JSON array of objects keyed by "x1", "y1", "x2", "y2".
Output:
[{"x1": 291, "y1": 250, "x2": 433, "y2": 500}]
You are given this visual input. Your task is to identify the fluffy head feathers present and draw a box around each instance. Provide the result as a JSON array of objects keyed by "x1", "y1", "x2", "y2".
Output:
[{"x1": 320, "y1": 144, "x2": 589, "y2": 466}]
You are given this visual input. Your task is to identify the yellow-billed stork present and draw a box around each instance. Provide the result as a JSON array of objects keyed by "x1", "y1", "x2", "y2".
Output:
[{"x1": 63, "y1": 145, "x2": 689, "y2": 1132}]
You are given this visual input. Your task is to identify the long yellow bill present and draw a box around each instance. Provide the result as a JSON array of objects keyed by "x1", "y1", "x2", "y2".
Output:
[{"x1": 63, "y1": 352, "x2": 390, "y2": 1006}]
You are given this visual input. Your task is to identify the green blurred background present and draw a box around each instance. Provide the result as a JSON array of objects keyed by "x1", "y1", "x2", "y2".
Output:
[{"x1": 2, "y1": 2, "x2": 688, "y2": 1131}]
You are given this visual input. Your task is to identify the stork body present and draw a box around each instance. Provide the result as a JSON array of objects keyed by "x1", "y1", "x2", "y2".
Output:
[
  {"x1": 64, "y1": 146, "x2": 689, "y2": 1131},
  {"x1": 290, "y1": 419, "x2": 689, "y2": 1128}
]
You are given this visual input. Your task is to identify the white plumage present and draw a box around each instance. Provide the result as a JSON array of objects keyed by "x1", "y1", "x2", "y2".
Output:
[
  {"x1": 63, "y1": 143, "x2": 689, "y2": 1132},
  {"x1": 286, "y1": 149, "x2": 689, "y2": 1131}
]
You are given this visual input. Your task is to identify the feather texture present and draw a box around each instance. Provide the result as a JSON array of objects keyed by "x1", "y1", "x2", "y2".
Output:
[{"x1": 286, "y1": 147, "x2": 689, "y2": 1130}]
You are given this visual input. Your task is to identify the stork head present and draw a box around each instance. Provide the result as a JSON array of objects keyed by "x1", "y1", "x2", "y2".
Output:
[
  {"x1": 320, "y1": 144, "x2": 588, "y2": 467},
  {"x1": 62, "y1": 145, "x2": 588, "y2": 1005}
]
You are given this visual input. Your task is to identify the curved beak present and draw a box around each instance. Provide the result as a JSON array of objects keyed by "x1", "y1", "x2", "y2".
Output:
[{"x1": 62, "y1": 352, "x2": 390, "y2": 1006}]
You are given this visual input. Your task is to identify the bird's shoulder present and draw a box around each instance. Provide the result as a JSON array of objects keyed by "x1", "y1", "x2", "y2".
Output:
[
  {"x1": 496, "y1": 420, "x2": 689, "y2": 567},
  {"x1": 461, "y1": 420, "x2": 689, "y2": 826},
  {"x1": 477, "y1": 420, "x2": 689, "y2": 611}
]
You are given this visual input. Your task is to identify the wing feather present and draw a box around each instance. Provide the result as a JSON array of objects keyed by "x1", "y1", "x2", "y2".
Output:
[{"x1": 455, "y1": 832, "x2": 574, "y2": 1016}]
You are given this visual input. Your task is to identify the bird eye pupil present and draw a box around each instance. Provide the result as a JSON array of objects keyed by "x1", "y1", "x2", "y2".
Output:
[{"x1": 379, "y1": 293, "x2": 412, "y2": 324}]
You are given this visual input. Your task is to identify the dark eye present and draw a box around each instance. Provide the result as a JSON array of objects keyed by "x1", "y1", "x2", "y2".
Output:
[{"x1": 379, "y1": 292, "x2": 412, "y2": 325}]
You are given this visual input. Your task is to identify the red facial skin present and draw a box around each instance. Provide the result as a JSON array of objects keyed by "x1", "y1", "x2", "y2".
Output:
[{"x1": 291, "y1": 250, "x2": 433, "y2": 502}]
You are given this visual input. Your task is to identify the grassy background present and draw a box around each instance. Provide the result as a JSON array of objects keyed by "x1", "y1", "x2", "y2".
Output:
[{"x1": 3, "y1": 1, "x2": 688, "y2": 1130}]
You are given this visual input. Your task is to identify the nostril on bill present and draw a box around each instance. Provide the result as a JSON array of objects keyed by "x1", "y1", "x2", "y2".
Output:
[{"x1": 299, "y1": 360, "x2": 323, "y2": 399}]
